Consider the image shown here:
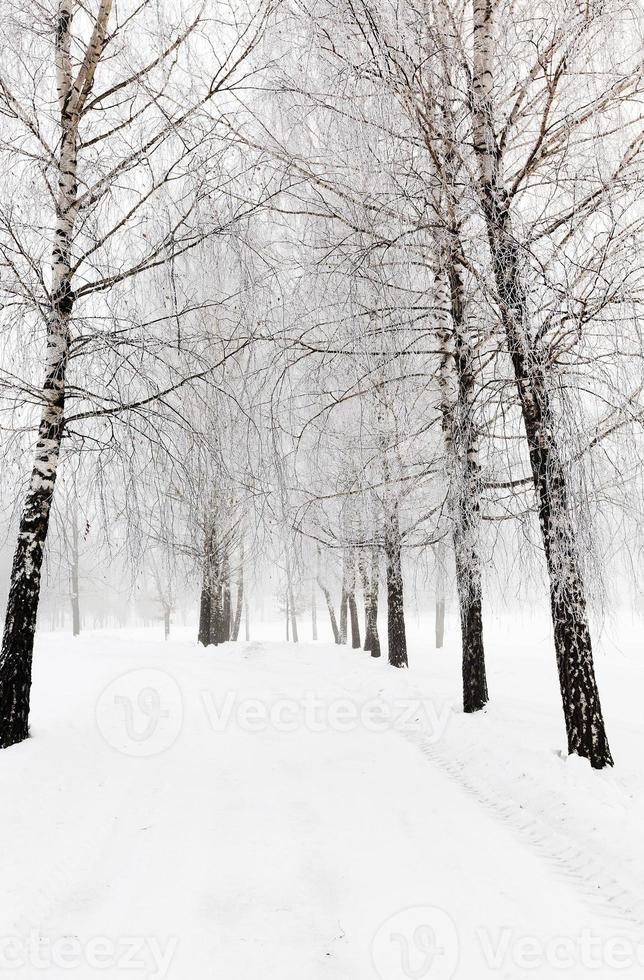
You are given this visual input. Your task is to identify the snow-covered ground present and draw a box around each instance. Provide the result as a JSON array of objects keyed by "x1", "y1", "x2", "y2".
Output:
[{"x1": 2, "y1": 614, "x2": 644, "y2": 978}]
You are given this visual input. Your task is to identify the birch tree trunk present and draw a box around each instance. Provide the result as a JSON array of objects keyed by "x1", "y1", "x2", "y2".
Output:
[
  {"x1": 231, "y1": 541, "x2": 244, "y2": 641},
  {"x1": 198, "y1": 577, "x2": 212, "y2": 646},
  {"x1": 0, "y1": 0, "x2": 112, "y2": 748},
  {"x1": 163, "y1": 607, "x2": 170, "y2": 641},
  {"x1": 385, "y1": 502, "x2": 407, "y2": 668},
  {"x1": 357, "y1": 546, "x2": 371, "y2": 650},
  {"x1": 367, "y1": 546, "x2": 381, "y2": 658},
  {"x1": 339, "y1": 551, "x2": 349, "y2": 644},
  {"x1": 348, "y1": 595, "x2": 360, "y2": 648},
  {"x1": 199, "y1": 518, "x2": 216, "y2": 646},
  {"x1": 287, "y1": 563, "x2": 299, "y2": 643},
  {"x1": 346, "y1": 549, "x2": 360, "y2": 648},
  {"x1": 316, "y1": 545, "x2": 341, "y2": 643},
  {"x1": 203, "y1": 519, "x2": 226, "y2": 646},
  {"x1": 220, "y1": 547, "x2": 231, "y2": 643},
  {"x1": 436, "y1": 249, "x2": 489, "y2": 713},
  {"x1": 470, "y1": 0, "x2": 611, "y2": 765},
  {"x1": 285, "y1": 589, "x2": 290, "y2": 641},
  {"x1": 319, "y1": 584, "x2": 340, "y2": 643}
]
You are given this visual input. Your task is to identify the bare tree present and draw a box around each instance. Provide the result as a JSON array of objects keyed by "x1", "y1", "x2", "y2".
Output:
[{"x1": 0, "y1": 0, "x2": 276, "y2": 746}]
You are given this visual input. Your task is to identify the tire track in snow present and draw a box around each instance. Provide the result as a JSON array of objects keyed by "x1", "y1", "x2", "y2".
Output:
[
  {"x1": 404, "y1": 724, "x2": 644, "y2": 938},
  {"x1": 277, "y1": 648, "x2": 644, "y2": 940}
]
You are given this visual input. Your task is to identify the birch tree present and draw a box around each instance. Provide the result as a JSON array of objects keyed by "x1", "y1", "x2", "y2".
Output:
[
  {"x1": 292, "y1": 0, "x2": 644, "y2": 764},
  {"x1": 0, "y1": 0, "x2": 277, "y2": 747},
  {"x1": 464, "y1": 0, "x2": 644, "y2": 767}
]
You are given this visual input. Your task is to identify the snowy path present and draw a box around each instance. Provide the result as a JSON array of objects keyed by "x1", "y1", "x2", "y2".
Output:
[{"x1": 1, "y1": 631, "x2": 643, "y2": 978}]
